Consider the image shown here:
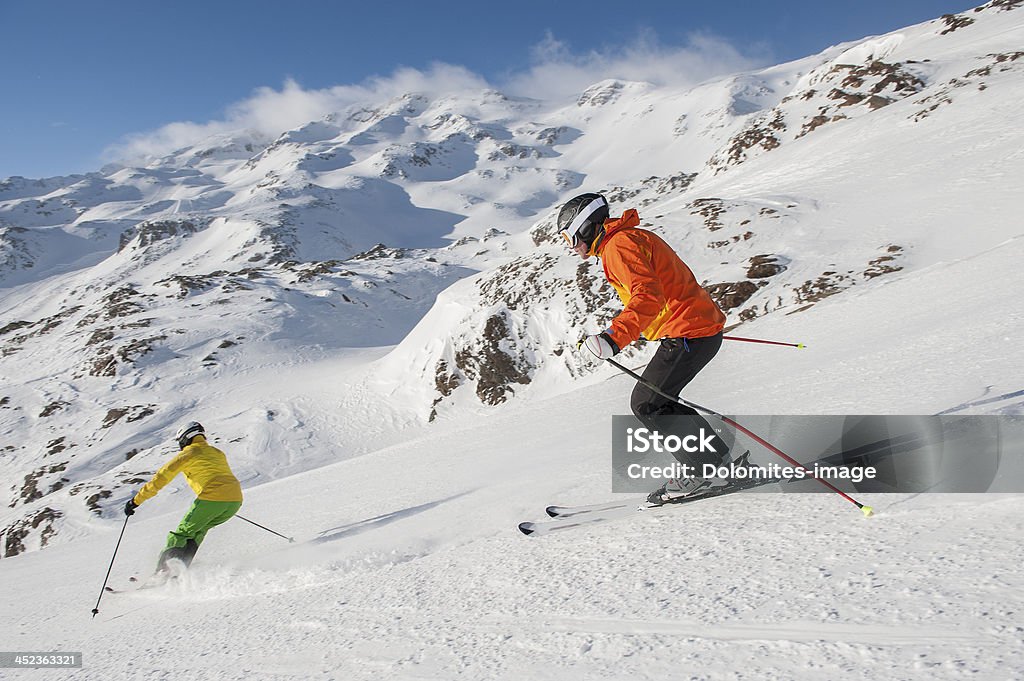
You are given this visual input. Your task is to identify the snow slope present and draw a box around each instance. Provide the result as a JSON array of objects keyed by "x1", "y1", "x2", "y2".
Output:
[
  {"x1": 1, "y1": 303, "x2": 1023, "y2": 678},
  {"x1": 3, "y1": 182, "x2": 1024, "y2": 679}
]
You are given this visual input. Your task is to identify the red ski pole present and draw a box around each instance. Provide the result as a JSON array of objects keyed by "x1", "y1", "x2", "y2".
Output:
[
  {"x1": 605, "y1": 357, "x2": 873, "y2": 517},
  {"x1": 724, "y1": 335, "x2": 805, "y2": 349}
]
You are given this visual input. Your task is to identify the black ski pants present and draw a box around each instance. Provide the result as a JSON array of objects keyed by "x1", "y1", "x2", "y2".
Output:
[{"x1": 630, "y1": 332, "x2": 728, "y2": 469}]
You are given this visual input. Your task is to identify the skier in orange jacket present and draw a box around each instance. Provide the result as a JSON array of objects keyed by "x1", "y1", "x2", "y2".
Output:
[{"x1": 557, "y1": 192, "x2": 741, "y2": 503}]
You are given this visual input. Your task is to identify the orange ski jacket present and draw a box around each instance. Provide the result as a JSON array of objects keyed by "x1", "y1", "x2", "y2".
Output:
[
  {"x1": 133, "y1": 435, "x2": 243, "y2": 505},
  {"x1": 594, "y1": 209, "x2": 726, "y2": 350}
]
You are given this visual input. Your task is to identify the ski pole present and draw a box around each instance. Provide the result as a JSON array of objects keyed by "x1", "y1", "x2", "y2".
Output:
[
  {"x1": 91, "y1": 515, "x2": 130, "y2": 618},
  {"x1": 236, "y1": 514, "x2": 294, "y2": 542},
  {"x1": 724, "y1": 335, "x2": 805, "y2": 349},
  {"x1": 605, "y1": 357, "x2": 873, "y2": 517},
  {"x1": 605, "y1": 336, "x2": 804, "y2": 380}
]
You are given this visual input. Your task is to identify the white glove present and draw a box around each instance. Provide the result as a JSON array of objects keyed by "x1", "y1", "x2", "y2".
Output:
[{"x1": 580, "y1": 332, "x2": 620, "y2": 359}]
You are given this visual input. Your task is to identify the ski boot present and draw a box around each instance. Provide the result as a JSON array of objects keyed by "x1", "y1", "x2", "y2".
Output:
[
  {"x1": 646, "y1": 476, "x2": 711, "y2": 506},
  {"x1": 155, "y1": 539, "x2": 198, "y2": 574},
  {"x1": 729, "y1": 450, "x2": 753, "y2": 470}
]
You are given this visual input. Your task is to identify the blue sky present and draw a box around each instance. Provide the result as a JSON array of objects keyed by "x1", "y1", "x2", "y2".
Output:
[{"x1": 1, "y1": 0, "x2": 978, "y2": 179}]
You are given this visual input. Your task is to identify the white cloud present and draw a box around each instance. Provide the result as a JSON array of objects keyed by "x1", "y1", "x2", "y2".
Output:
[
  {"x1": 105, "y1": 65, "x2": 489, "y2": 164},
  {"x1": 104, "y1": 31, "x2": 764, "y2": 164},
  {"x1": 504, "y1": 29, "x2": 766, "y2": 100}
]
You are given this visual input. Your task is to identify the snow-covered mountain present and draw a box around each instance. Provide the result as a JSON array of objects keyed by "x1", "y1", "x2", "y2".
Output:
[
  {"x1": 1, "y1": 3, "x2": 1023, "y2": 679},
  {"x1": 0, "y1": 0, "x2": 1022, "y2": 597},
  {"x1": 0, "y1": 0, "x2": 1019, "y2": 557}
]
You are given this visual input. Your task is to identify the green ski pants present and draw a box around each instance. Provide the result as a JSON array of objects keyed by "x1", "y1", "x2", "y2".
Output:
[{"x1": 165, "y1": 499, "x2": 242, "y2": 550}]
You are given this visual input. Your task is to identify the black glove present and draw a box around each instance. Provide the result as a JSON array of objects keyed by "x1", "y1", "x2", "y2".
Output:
[{"x1": 124, "y1": 498, "x2": 138, "y2": 516}]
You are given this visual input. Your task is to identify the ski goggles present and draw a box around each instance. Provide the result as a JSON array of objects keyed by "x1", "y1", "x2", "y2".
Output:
[{"x1": 559, "y1": 197, "x2": 606, "y2": 248}]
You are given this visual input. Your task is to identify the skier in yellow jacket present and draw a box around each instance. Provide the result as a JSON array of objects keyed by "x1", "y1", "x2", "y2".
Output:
[{"x1": 124, "y1": 421, "x2": 243, "y2": 571}]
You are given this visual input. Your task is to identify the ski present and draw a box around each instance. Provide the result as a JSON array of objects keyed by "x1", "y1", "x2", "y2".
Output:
[
  {"x1": 545, "y1": 499, "x2": 634, "y2": 518},
  {"x1": 548, "y1": 474, "x2": 784, "y2": 519},
  {"x1": 520, "y1": 504, "x2": 640, "y2": 536},
  {"x1": 104, "y1": 579, "x2": 163, "y2": 594},
  {"x1": 521, "y1": 476, "x2": 784, "y2": 537},
  {"x1": 104, "y1": 578, "x2": 180, "y2": 594},
  {"x1": 103, "y1": 563, "x2": 187, "y2": 593}
]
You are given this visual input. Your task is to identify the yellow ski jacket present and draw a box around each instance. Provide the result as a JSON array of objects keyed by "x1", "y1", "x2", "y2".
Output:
[{"x1": 133, "y1": 435, "x2": 243, "y2": 505}]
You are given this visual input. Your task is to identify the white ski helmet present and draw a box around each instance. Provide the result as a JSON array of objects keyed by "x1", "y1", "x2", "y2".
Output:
[
  {"x1": 557, "y1": 193, "x2": 609, "y2": 249},
  {"x1": 175, "y1": 421, "x2": 205, "y2": 449}
]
